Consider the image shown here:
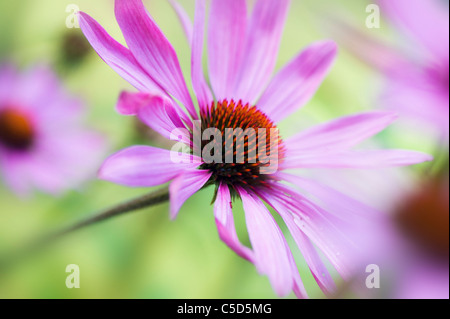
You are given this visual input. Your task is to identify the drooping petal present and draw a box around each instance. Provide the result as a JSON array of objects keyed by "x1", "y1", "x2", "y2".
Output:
[
  {"x1": 296, "y1": 209, "x2": 354, "y2": 280},
  {"x1": 136, "y1": 95, "x2": 191, "y2": 144},
  {"x1": 99, "y1": 146, "x2": 200, "y2": 187},
  {"x1": 284, "y1": 240, "x2": 309, "y2": 299},
  {"x1": 285, "y1": 112, "x2": 398, "y2": 155},
  {"x1": 233, "y1": 0, "x2": 291, "y2": 103},
  {"x1": 207, "y1": 0, "x2": 247, "y2": 101},
  {"x1": 169, "y1": 168, "x2": 212, "y2": 219},
  {"x1": 258, "y1": 41, "x2": 337, "y2": 123},
  {"x1": 116, "y1": 91, "x2": 153, "y2": 116},
  {"x1": 257, "y1": 187, "x2": 336, "y2": 295},
  {"x1": 279, "y1": 173, "x2": 380, "y2": 223},
  {"x1": 78, "y1": 12, "x2": 163, "y2": 94},
  {"x1": 269, "y1": 184, "x2": 356, "y2": 280},
  {"x1": 378, "y1": 0, "x2": 449, "y2": 60},
  {"x1": 114, "y1": 0, "x2": 197, "y2": 119},
  {"x1": 116, "y1": 91, "x2": 191, "y2": 143},
  {"x1": 286, "y1": 228, "x2": 332, "y2": 298},
  {"x1": 283, "y1": 149, "x2": 433, "y2": 169},
  {"x1": 237, "y1": 187, "x2": 293, "y2": 297},
  {"x1": 214, "y1": 183, "x2": 254, "y2": 262},
  {"x1": 192, "y1": 0, "x2": 213, "y2": 111},
  {"x1": 278, "y1": 175, "x2": 390, "y2": 282}
]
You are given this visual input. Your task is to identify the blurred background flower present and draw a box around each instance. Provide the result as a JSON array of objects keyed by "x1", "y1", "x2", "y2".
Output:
[
  {"x1": 317, "y1": 0, "x2": 449, "y2": 299},
  {"x1": 0, "y1": 0, "x2": 447, "y2": 299},
  {"x1": 325, "y1": 0, "x2": 449, "y2": 144},
  {"x1": 0, "y1": 64, "x2": 105, "y2": 196}
]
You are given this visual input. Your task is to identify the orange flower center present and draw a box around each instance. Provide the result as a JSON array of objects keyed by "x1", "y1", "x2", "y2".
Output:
[
  {"x1": 0, "y1": 108, "x2": 35, "y2": 151},
  {"x1": 199, "y1": 99, "x2": 284, "y2": 191},
  {"x1": 395, "y1": 179, "x2": 449, "y2": 259}
]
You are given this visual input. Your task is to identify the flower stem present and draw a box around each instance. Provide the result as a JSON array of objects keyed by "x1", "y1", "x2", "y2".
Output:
[{"x1": 0, "y1": 187, "x2": 169, "y2": 271}]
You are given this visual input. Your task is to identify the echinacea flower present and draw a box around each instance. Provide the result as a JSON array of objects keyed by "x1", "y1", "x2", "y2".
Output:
[
  {"x1": 0, "y1": 64, "x2": 105, "y2": 196},
  {"x1": 79, "y1": 0, "x2": 432, "y2": 297}
]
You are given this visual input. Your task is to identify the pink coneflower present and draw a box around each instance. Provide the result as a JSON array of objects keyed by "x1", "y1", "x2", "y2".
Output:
[
  {"x1": 79, "y1": 0, "x2": 432, "y2": 297},
  {"x1": 0, "y1": 64, "x2": 105, "y2": 196}
]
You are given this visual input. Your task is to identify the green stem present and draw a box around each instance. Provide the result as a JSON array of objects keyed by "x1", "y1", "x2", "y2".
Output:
[{"x1": 0, "y1": 187, "x2": 169, "y2": 271}]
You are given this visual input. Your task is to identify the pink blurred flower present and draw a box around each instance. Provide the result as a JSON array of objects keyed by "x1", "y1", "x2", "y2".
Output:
[
  {"x1": 352, "y1": 176, "x2": 449, "y2": 299},
  {"x1": 379, "y1": 0, "x2": 449, "y2": 139},
  {"x1": 333, "y1": 0, "x2": 449, "y2": 139},
  {"x1": 389, "y1": 176, "x2": 449, "y2": 299},
  {"x1": 79, "y1": 0, "x2": 432, "y2": 297},
  {"x1": 0, "y1": 64, "x2": 105, "y2": 196}
]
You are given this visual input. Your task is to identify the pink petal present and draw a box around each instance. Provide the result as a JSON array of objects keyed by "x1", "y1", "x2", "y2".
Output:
[
  {"x1": 78, "y1": 12, "x2": 162, "y2": 94},
  {"x1": 167, "y1": 0, "x2": 212, "y2": 111},
  {"x1": 284, "y1": 241, "x2": 309, "y2": 299},
  {"x1": 325, "y1": 18, "x2": 411, "y2": 76},
  {"x1": 214, "y1": 183, "x2": 254, "y2": 263},
  {"x1": 381, "y1": 79, "x2": 449, "y2": 138},
  {"x1": 279, "y1": 173, "x2": 380, "y2": 223},
  {"x1": 35, "y1": 93, "x2": 83, "y2": 127},
  {"x1": 116, "y1": 91, "x2": 191, "y2": 142},
  {"x1": 136, "y1": 94, "x2": 191, "y2": 144},
  {"x1": 0, "y1": 152, "x2": 32, "y2": 197},
  {"x1": 116, "y1": 91, "x2": 153, "y2": 116},
  {"x1": 257, "y1": 187, "x2": 336, "y2": 296},
  {"x1": 285, "y1": 112, "x2": 398, "y2": 155},
  {"x1": 169, "y1": 168, "x2": 212, "y2": 219},
  {"x1": 114, "y1": 0, "x2": 197, "y2": 119},
  {"x1": 207, "y1": 0, "x2": 247, "y2": 101},
  {"x1": 9, "y1": 66, "x2": 84, "y2": 126},
  {"x1": 0, "y1": 64, "x2": 17, "y2": 105},
  {"x1": 12, "y1": 65, "x2": 61, "y2": 111},
  {"x1": 283, "y1": 150, "x2": 433, "y2": 169},
  {"x1": 233, "y1": 0, "x2": 291, "y2": 103},
  {"x1": 99, "y1": 146, "x2": 200, "y2": 187},
  {"x1": 269, "y1": 184, "x2": 356, "y2": 280},
  {"x1": 33, "y1": 130, "x2": 106, "y2": 191},
  {"x1": 258, "y1": 41, "x2": 337, "y2": 123},
  {"x1": 191, "y1": 0, "x2": 213, "y2": 111},
  {"x1": 237, "y1": 187, "x2": 294, "y2": 297},
  {"x1": 378, "y1": 0, "x2": 449, "y2": 60}
]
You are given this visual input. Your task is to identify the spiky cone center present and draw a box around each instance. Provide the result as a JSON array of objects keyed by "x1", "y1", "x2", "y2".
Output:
[{"x1": 199, "y1": 99, "x2": 285, "y2": 193}]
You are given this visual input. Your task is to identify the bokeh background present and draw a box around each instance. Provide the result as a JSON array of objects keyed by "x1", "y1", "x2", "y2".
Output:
[{"x1": 0, "y1": 0, "x2": 447, "y2": 298}]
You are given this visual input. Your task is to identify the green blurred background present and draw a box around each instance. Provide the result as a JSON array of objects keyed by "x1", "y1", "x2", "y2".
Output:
[{"x1": 0, "y1": 0, "x2": 434, "y2": 299}]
